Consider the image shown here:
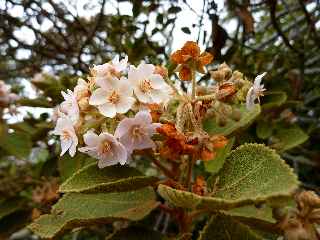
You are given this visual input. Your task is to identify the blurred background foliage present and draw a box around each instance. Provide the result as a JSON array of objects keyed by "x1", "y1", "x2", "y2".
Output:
[{"x1": 0, "y1": 0, "x2": 319, "y2": 239}]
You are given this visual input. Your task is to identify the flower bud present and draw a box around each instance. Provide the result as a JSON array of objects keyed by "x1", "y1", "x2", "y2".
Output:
[{"x1": 78, "y1": 97, "x2": 90, "y2": 111}]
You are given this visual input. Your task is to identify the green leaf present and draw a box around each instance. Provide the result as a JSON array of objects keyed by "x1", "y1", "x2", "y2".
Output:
[
  {"x1": 58, "y1": 153, "x2": 95, "y2": 181},
  {"x1": 224, "y1": 205, "x2": 275, "y2": 223},
  {"x1": 59, "y1": 163, "x2": 158, "y2": 193},
  {"x1": 181, "y1": 27, "x2": 191, "y2": 34},
  {"x1": 0, "y1": 198, "x2": 25, "y2": 221},
  {"x1": 198, "y1": 214, "x2": 263, "y2": 240},
  {"x1": 0, "y1": 131, "x2": 32, "y2": 159},
  {"x1": 256, "y1": 120, "x2": 273, "y2": 139},
  {"x1": 106, "y1": 226, "x2": 164, "y2": 240},
  {"x1": 203, "y1": 104, "x2": 261, "y2": 136},
  {"x1": 204, "y1": 137, "x2": 235, "y2": 174},
  {"x1": 261, "y1": 91, "x2": 287, "y2": 109},
  {"x1": 158, "y1": 144, "x2": 299, "y2": 210},
  {"x1": 168, "y1": 6, "x2": 182, "y2": 14},
  {"x1": 271, "y1": 124, "x2": 308, "y2": 151},
  {"x1": 29, "y1": 187, "x2": 159, "y2": 239}
]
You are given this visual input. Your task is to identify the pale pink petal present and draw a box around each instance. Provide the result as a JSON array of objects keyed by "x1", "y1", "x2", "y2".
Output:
[
  {"x1": 134, "y1": 137, "x2": 156, "y2": 150},
  {"x1": 83, "y1": 131, "x2": 99, "y2": 146},
  {"x1": 134, "y1": 87, "x2": 152, "y2": 103},
  {"x1": 89, "y1": 88, "x2": 108, "y2": 105},
  {"x1": 150, "y1": 89, "x2": 169, "y2": 104},
  {"x1": 98, "y1": 103, "x2": 116, "y2": 117},
  {"x1": 149, "y1": 74, "x2": 167, "y2": 89},
  {"x1": 115, "y1": 96, "x2": 135, "y2": 114},
  {"x1": 138, "y1": 63, "x2": 154, "y2": 79},
  {"x1": 114, "y1": 142, "x2": 128, "y2": 165},
  {"x1": 60, "y1": 138, "x2": 72, "y2": 156},
  {"x1": 135, "y1": 110, "x2": 152, "y2": 124},
  {"x1": 114, "y1": 118, "x2": 133, "y2": 138},
  {"x1": 79, "y1": 146, "x2": 99, "y2": 159}
]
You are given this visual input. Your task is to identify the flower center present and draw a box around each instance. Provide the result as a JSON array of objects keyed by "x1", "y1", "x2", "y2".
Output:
[
  {"x1": 131, "y1": 125, "x2": 144, "y2": 141},
  {"x1": 62, "y1": 130, "x2": 71, "y2": 140},
  {"x1": 108, "y1": 90, "x2": 120, "y2": 104},
  {"x1": 101, "y1": 140, "x2": 112, "y2": 154},
  {"x1": 140, "y1": 79, "x2": 153, "y2": 93}
]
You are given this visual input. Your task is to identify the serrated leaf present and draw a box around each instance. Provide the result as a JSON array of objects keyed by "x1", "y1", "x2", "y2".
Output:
[
  {"x1": 158, "y1": 144, "x2": 299, "y2": 210},
  {"x1": 271, "y1": 124, "x2": 308, "y2": 151},
  {"x1": 203, "y1": 104, "x2": 260, "y2": 136},
  {"x1": 0, "y1": 131, "x2": 32, "y2": 159},
  {"x1": 29, "y1": 187, "x2": 159, "y2": 239},
  {"x1": 262, "y1": 91, "x2": 287, "y2": 109},
  {"x1": 204, "y1": 137, "x2": 235, "y2": 174},
  {"x1": 58, "y1": 153, "x2": 95, "y2": 181},
  {"x1": 106, "y1": 226, "x2": 164, "y2": 240},
  {"x1": 59, "y1": 163, "x2": 158, "y2": 193},
  {"x1": 198, "y1": 214, "x2": 263, "y2": 240},
  {"x1": 0, "y1": 198, "x2": 25, "y2": 221},
  {"x1": 256, "y1": 120, "x2": 273, "y2": 139}
]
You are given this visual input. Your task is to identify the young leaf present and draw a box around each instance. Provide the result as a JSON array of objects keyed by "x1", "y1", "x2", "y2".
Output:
[
  {"x1": 158, "y1": 144, "x2": 299, "y2": 210},
  {"x1": 204, "y1": 137, "x2": 235, "y2": 174},
  {"x1": 28, "y1": 187, "x2": 159, "y2": 239},
  {"x1": 59, "y1": 163, "x2": 158, "y2": 193},
  {"x1": 261, "y1": 91, "x2": 287, "y2": 109},
  {"x1": 198, "y1": 214, "x2": 263, "y2": 240},
  {"x1": 203, "y1": 104, "x2": 260, "y2": 136},
  {"x1": 271, "y1": 124, "x2": 308, "y2": 151}
]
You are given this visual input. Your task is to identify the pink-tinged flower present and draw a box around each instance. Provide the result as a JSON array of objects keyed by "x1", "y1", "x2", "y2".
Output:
[
  {"x1": 92, "y1": 55, "x2": 128, "y2": 89},
  {"x1": 79, "y1": 130, "x2": 127, "y2": 168},
  {"x1": 0, "y1": 80, "x2": 18, "y2": 106},
  {"x1": 89, "y1": 77, "x2": 135, "y2": 118},
  {"x1": 115, "y1": 110, "x2": 161, "y2": 154},
  {"x1": 246, "y1": 72, "x2": 267, "y2": 110},
  {"x1": 60, "y1": 89, "x2": 79, "y2": 123},
  {"x1": 53, "y1": 117, "x2": 78, "y2": 157},
  {"x1": 128, "y1": 62, "x2": 171, "y2": 104}
]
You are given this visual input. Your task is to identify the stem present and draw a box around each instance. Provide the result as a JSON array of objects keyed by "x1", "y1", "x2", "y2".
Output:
[
  {"x1": 185, "y1": 154, "x2": 195, "y2": 190},
  {"x1": 191, "y1": 70, "x2": 196, "y2": 100},
  {"x1": 152, "y1": 158, "x2": 176, "y2": 179}
]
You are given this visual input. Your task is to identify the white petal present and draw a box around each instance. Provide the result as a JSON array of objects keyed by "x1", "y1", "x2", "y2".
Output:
[
  {"x1": 79, "y1": 146, "x2": 99, "y2": 159},
  {"x1": 134, "y1": 87, "x2": 152, "y2": 103},
  {"x1": 98, "y1": 103, "x2": 117, "y2": 118},
  {"x1": 118, "y1": 77, "x2": 133, "y2": 95},
  {"x1": 89, "y1": 88, "x2": 108, "y2": 105},
  {"x1": 115, "y1": 142, "x2": 128, "y2": 165},
  {"x1": 114, "y1": 118, "x2": 133, "y2": 138},
  {"x1": 60, "y1": 138, "x2": 72, "y2": 156},
  {"x1": 83, "y1": 130, "x2": 99, "y2": 147},
  {"x1": 135, "y1": 110, "x2": 152, "y2": 124},
  {"x1": 254, "y1": 72, "x2": 267, "y2": 87},
  {"x1": 149, "y1": 74, "x2": 167, "y2": 89},
  {"x1": 137, "y1": 62, "x2": 155, "y2": 79},
  {"x1": 115, "y1": 96, "x2": 135, "y2": 114},
  {"x1": 150, "y1": 89, "x2": 169, "y2": 104},
  {"x1": 246, "y1": 87, "x2": 255, "y2": 110},
  {"x1": 134, "y1": 137, "x2": 156, "y2": 150}
]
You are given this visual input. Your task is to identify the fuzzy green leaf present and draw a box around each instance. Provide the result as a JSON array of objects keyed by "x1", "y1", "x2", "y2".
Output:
[
  {"x1": 261, "y1": 91, "x2": 287, "y2": 109},
  {"x1": 204, "y1": 137, "x2": 235, "y2": 174},
  {"x1": 203, "y1": 104, "x2": 260, "y2": 136},
  {"x1": 106, "y1": 226, "x2": 164, "y2": 240},
  {"x1": 271, "y1": 124, "x2": 308, "y2": 151},
  {"x1": 29, "y1": 187, "x2": 159, "y2": 239},
  {"x1": 158, "y1": 144, "x2": 299, "y2": 210},
  {"x1": 256, "y1": 120, "x2": 273, "y2": 139},
  {"x1": 224, "y1": 205, "x2": 275, "y2": 223},
  {"x1": 59, "y1": 163, "x2": 158, "y2": 193},
  {"x1": 198, "y1": 214, "x2": 263, "y2": 240},
  {"x1": 0, "y1": 131, "x2": 32, "y2": 159}
]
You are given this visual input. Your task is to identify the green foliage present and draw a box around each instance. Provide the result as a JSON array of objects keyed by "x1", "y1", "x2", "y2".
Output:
[
  {"x1": 261, "y1": 91, "x2": 287, "y2": 109},
  {"x1": 256, "y1": 120, "x2": 273, "y2": 139},
  {"x1": 198, "y1": 214, "x2": 263, "y2": 240},
  {"x1": 59, "y1": 163, "x2": 158, "y2": 193},
  {"x1": 28, "y1": 187, "x2": 158, "y2": 239},
  {"x1": 203, "y1": 105, "x2": 261, "y2": 136},
  {"x1": 0, "y1": 198, "x2": 25, "y2": 221},
  {"x1": 158, "y1": 144, "x2": 299, "y2": 210},
  {"x1": 106, "y1": 226, "x2": 164, "y2": 240},
  {"x1": 204, "y1": 137, "x2": 235, "y2": 174},
  {"x1": 0, "y1": 131, "x2": 32, "y2": 159}
]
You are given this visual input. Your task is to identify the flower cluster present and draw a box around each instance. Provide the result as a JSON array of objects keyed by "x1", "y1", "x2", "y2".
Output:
[
  {"x1": 0, "y1": 80, "x2": 19, "y2": 108},
  {"x1": 53, "y1": 56, "x2": 171, "y2": 167}
]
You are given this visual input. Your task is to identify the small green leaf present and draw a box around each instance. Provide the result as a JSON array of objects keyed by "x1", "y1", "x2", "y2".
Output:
[
  {"x1": 198, "y1": 214, "x2": 263, "y2": 240},
  {"x1": 262, "y1": 91, "x2": 287, "y2": 109},
  {"x1": 59, "y1": 163, "x2": 158, "y2": 193},
  {"x1": 203, "y1": 104, "x2": 261, "y2": 136},
  {"x1": 29, "y1": 187, "x2": 159, "y2": 239},
  {"x1": 158, "y1": 144, "x2": 299, "y2": 210},
  {"x1": 181, "y1": 27, "x2": 191, "y2": 34},
  {"x1": 204, "y1": 137, "x2": 235, "y2": 174},
  {"x1": 106, "y1": 226, "x2": 164, "y2": 240},
  {"x1": 0, "y1": 131, "x2": 32, "y2": 159},
  {"x1": 271, "y1": 124, "x2": 308, "y2": 151},
  {"x1": 256, "y1": 120, "x2": 273, "y2": 139}
]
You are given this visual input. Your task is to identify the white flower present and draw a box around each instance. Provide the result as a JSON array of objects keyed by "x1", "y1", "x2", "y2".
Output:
[
  {"x1": 93, "y1": 55, "x2": 128, "y2": 89},
  {"x1": 246, "y1": 72, "x2": 267, "y2": 110},
  {"x1": 128, "y1": 62, "x2": 171, "y2": 104},
  {"x1": 53, "y1": 117, "x2": 78, "y2": 157},
  {"x1": 115, "y1": 110, "x2": 161, "y2": 154},
  {"x1": 89, "y1": 77, "x2": 135, "y2": 118},
  {"x1": 79, "y1": 130, "x2": 127, "y2": 168},
  {"x1": 60, "y1": 89, "x2": 80, "y2": 123},
  {"x1": 0, "y1": 80, "x2": 18, "y2": 106}
]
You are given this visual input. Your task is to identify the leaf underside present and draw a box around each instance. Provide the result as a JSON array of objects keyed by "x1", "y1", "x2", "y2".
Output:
[
  {"x1": 59, "y1": 163, "x2": 159, "y2": 193},
  {"x1": 158, "y1": 144, "x2": 299, "y2": 210},
  {"x1": 28, "y1": 187, "x2": 159, "y2": 239},
  {"x1": 203, "y1": 104, "x2": 261, "y2": 136}
]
